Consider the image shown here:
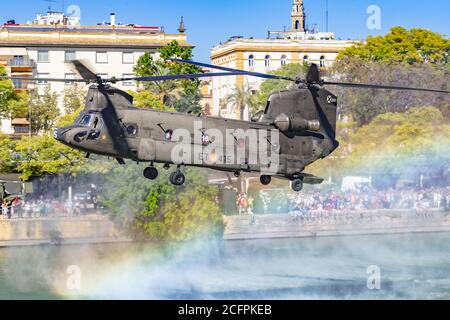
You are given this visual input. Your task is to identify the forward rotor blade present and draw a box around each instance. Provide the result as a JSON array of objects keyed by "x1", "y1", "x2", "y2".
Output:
[
  {"x1": 323, "y1": 81, "x2": 450, "y2": 94},
  {"x1": 71, "y1": 60, "x2": 98, "y2": 81},
  {"x1": 0, "y1": 76, "x2": 86, "y2": 83},
  {"x1": 98, "y1": 85, "x2": 136, "y2": 160},
  {"x1": 121, "y1": 72, "x2": 254, "y2": 82},
  {"x1": 169, "y1": 58, "x2": 297, "y2": 82}
]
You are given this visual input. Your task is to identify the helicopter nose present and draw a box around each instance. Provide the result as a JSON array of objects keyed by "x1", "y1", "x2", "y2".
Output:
[{"x1": 54, "y1": 128, "x2": 70, "y2": 143}]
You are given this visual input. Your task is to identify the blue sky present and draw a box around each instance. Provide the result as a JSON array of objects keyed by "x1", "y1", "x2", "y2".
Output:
[{"x1": 1, "y1": 0, "x2": 449, "y2": 61}]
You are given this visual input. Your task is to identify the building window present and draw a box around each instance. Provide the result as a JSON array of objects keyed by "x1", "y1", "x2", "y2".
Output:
[
  {"x1": 295, "y1": 20, "x2": 300, "y2": 30},
  {"x1": 122, "y1": 74, "x2": 135, "y2": 86},
  {"x1": 265, "y1": 55, "x2": 271, "y2": 67},
  {"x1": 65, "y1": 73, "x2": 76, "y2": 85},
  {"x1": 320, "y1": 56, "x2": 326, "y2": 67},
  {"x1": 12, "y1": 78, "x2": 25, "y2": 89},
  {"x1": 248, "y1": 55, "x2": 254, "y2": 67},
  {"x1": 65, "y1": 51, "x2": 76, "y2": 62},
  {"x1": 281, "y1": 55, "x2": 287, "y2": 66},
  {"x1": 122, "y1": 52, "x2": 134, "y2": 64},
  {"x1": 303, "y1": 55, "x2": 309, "y2": 64},
  {"x1": 37, "y1": 50, "x2": 49, "y2": 63},
  {"x1": 96, "y1": 52, "x2": 108, "y2": 64},
  {"x1": 37, "y1": 73, "x2": 50, "y2": 85}
]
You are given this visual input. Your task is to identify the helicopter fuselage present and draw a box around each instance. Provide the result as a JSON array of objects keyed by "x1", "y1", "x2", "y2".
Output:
[{"x1": 55, "y1": 84, "x2": 339, "y2": 189}]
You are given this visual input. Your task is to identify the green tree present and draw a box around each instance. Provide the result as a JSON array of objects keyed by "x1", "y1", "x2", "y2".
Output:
[
  {"x1": 0, "y1": 66, "x2": 19, "y2": 117},
  {"x1": 7, "y1": 91, "x2": 29, "y2": 119},
  {"x1": 253, "y1": 63, "x2": 308, "y2": 113},
  {"x1": 338, "y1": 27, "x2": 450, "y2": 65},
  {"x1": 29, "y1": 86, "x2": 60, "y2": 133},
  {"x1": 309, "y1": 106, "x2": 450, "y2": 188},
  {"x1": 63, "y1": 83, "x2": 86, "y2": 114},
  {"x1": 128, "y1": 90, "x2": 170, "y2": 111},
  {"x1": 137, "y1": 64, "x2": 183, "y2": 107},
  {"x1": 0, "y1": 133, "x2": 17, "y2": 173},
  {"x1": 14, "y1": 135, "x2": 84, "y2": 181},
  {"x1": 333, "y1": 27, "x2": 450, "y2": 125},
  {"x1": 104, "y1": 165, "x2": 224, "y2": 242},
  {"x1": 330, "y1": 57, "x2": 450, "y2": 125},
  {"x1": 225, "y1": 86, "x2": 256, "y2": 120},
  {"x1": 134, "y1": 40, "x2": 203, "y2": 113}
]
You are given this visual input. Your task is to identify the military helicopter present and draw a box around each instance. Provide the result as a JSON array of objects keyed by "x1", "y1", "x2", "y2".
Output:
[{"x1": 1, "y1": 59, "x2": 449, "y2": 192}]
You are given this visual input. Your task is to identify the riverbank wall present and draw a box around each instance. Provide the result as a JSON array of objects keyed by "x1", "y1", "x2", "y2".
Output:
[
  {"x1": 2, "y1": 210, "x2": 450, "y2": 247},
  {"x1": 223, "y1": 209, "x2": 450, "y2": 240},
  {"x1": 0, "y1": 215, "x2": 130, "y2": 247}
]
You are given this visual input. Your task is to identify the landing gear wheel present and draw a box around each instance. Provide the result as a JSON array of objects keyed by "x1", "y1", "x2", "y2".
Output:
[
  {"x1": 260, "y1": 175, "x2": 272, "y2": 186},
  {"x1": 143, "y1": 167, "x2": 159, "y2": 180},
  {"x1": 170, "y1": 171, "x2": 186, "y2": 186},
  {"x1": 291, "y1": 179, "x2": 304, "y2": 192}
]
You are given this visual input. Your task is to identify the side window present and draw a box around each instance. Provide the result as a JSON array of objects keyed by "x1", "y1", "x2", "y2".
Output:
[{"x1": 124, "y1": 123, "x2": 139, "y2": 137}]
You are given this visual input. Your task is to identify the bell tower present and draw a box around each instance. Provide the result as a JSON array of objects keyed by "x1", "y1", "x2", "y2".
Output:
[{"x1": 291, "y1": 0, "x2": 306, "y2": 32}]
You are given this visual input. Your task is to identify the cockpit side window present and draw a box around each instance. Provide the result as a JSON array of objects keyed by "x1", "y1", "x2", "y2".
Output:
[{"x1": 79, "y1": 114, "x2": 92, "y2": 126}]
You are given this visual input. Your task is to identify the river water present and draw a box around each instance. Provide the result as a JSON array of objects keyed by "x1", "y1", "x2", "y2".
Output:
[{"x1": 1, "y1": 233, "x2": 450, "y2": 300}]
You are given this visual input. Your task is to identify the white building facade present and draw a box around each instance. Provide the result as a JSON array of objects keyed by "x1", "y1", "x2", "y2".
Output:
[
  {"x1": 210, "y1": 0, "x2": 357, "y2": 120},
  {"x1": 0, "y1": 12, "x2": 192, "y2": 135}
]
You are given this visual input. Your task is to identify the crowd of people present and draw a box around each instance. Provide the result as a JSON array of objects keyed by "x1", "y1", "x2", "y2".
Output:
[
  {"x1": 287, "y1": 187, "x2": 450, "y2": 213},
  {"x1": 0, "y1": 196, "x2": 101, "y2": 220},
  {"x1": 253, "y1": 186, "x2": 450, "y2": 218}
]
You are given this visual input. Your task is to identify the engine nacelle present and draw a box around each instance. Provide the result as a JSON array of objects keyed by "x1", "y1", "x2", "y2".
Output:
[{"x1": 274, "y1": 113, "x2": 321, "y2": 132}]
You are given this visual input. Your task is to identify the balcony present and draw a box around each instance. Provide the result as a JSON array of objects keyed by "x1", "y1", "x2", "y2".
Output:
[
  {"x1": 8, "y1": 57, "x2": 36, "y2": 74},
  {"x1": 8, "y1": 57, "x2": 36, "y2": 67},
  {"x1": 12, "y1": 78, "x2": 30, "y2": 92},
  {"x1": 11, "y1": 119, "x2": 31, "y2": 139}
]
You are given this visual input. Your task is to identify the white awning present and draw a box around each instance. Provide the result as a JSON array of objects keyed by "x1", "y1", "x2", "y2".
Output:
[{"x1": 0, "y1": 47, "x2": 27, "y2": 56}]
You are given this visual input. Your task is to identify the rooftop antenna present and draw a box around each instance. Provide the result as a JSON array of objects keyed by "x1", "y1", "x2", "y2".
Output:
[
  {"x1": 326, "y1": 0, "x2": 329, "y2": 32},
  {"x1": 44, "y1": 0, "x2": 57, "y2": 11}
]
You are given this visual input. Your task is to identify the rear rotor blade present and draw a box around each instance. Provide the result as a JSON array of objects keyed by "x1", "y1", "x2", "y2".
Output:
[
  {"x1": 323, "y1": 81, "x2": 450, "y2": 94},
  {"x1": 120, "y1": 72, "x2": 255, "y2": 82},
  {"x1": 169, "y1": 58, "x2": 297, "y2": 82},
  {"x1": 71, "y1": 60, "x2": 98, "y2": 81}
]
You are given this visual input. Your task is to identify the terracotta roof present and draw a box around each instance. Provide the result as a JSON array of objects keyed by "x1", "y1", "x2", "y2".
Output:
[{"x1": 11, "y1": 118, "x2": 30, "y2": 125}]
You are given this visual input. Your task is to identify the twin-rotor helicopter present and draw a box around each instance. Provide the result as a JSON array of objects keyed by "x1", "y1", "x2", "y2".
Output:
[{"x1": 2, "y1": 59, "x2": 449, "y2": 191}]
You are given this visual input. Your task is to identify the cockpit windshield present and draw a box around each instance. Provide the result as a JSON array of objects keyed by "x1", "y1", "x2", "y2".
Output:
[{"x1": 78, "y1": 114, "x2": 92, "y2": 126}]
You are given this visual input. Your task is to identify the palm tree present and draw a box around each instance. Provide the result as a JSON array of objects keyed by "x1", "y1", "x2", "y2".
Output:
[
  {"x1": 143, "y1": 64, "x2": 182, "y2": 107},
  {"x1": 225, "y1": 86, "x2": 255, "y2": 120},
  {"x1": 219, "y1": 97, "x2": 228, "y2": 118}
]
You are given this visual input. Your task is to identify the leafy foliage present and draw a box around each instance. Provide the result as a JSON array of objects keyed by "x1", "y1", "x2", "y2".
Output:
[
  {"x1": 309, "y1": 106, "x2": 450, "y2": 187},
  {"x1": 29, "y1": 86, "x2": 60, "y2": 133},
  {"x1": 252, "y1": 63, "x2": 309, "y2": 113},
  {"x1": 63, "y1": 83, "x2": 86, "y2": 114},
  {"x1": 226, "y1": 86, "x2": 256, "y2": 120},
  {"x1": 338, "y1": 27, "x2": 450, "y2": 65},
  {"x1": 134, "y1": 40, "x2": 202, "y2": 113},
  {"x1": 104, "y1": 165, "x2": 224, "y2": 242},
  {"x1": 0, "y1": 66, "x2": 21, "y2": 118},
  {"x1": 329, "y1": 57, "x2": 450, "y2": 125},
  {"x1": 7, "y1": 91, "x2": 29, "y2": 119},
  {"x1": 128, "y1": 90, "x2": 170, "y2": 111},
  {"x1": 333, "y1": 27, "x2": 450, "y2": 125}
]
